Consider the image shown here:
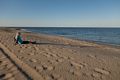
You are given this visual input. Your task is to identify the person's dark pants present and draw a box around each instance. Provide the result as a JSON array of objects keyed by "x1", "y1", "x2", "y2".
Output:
[
  {"x1": 22, "y1": 41, "x2": 30, "y2": 44},
  {"x1": 22, "y1": 41, "x2": 36, "y2": 44}
]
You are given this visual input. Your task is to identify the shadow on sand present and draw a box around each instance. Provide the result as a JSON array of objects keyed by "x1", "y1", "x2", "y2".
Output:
[{"x1": 28, "y1": 41, "x2": 95, "y2": 48}]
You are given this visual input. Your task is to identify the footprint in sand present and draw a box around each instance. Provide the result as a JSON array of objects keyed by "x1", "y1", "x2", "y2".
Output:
[
  {"x1": 70, "y1": 61, "x2": 84, "y2": 69},
  {"x1": 51, "y1": 73, "x2": 61, "y2": 80},
  {"x1": 48, "y1": 60, "x2": 58, "y2": 64},
  {"x1": 61, "y1": 56, "x2": 68, "y2": 59},
  {"x1": 42, "y1": 65, "x2": 54, "y2": 71},
  {"x1": 28, "y1": 53, "x2": 35, "y2": 56},
  {"x1": 69, "y1": 69, "x2": 80, "y2": 76},
  {"x1": 46, "y1": 54, "x2": 51, "y2": 58},
  {"x1": 91, "y1": 73, "x2": 100, "y2": 78},
  {"x1": 29, "y1": 59, "x2": 37, "y2": 63},
  {"x1": 18, "y1": 56, "x2": 24, "y2": 59},
  {"x1": 47, "y1": 66, "x2": 54, "y2": 71},
  {"x1": 43, "y1": 54, "x2": 51, "y2": 58},
  {"x1": 68, "y1": 56, "x2": 74, "y2": 60},
  {"x1": 7, "y1": 77, "x2": 15, "y2": 80},
  {"x1": 0, "y1": 60, "x2": 3, "y2": 65},
  {"x1": 12, "y1": 70, "x2": 19, "y2": 75},
  {"x1": 56, "y1": 58, "x2": 64, "y2": 63},
  {"x1": 56, "y1": 54, "x2": 62, "y2": 58},
  {"x1": 0, "y1": 73, "x2": 5, "y2": 79},
  {"x1": 9, "y1": 67, "x2": 18, "y2": 72},
  {"x1": 34, "y1": 66, "x2": 43, "y2": 72},
  {"x1": 0, "y1": 56, "x2": 6, "y2": 59},
  {"x1": 94, "y1": 68, "x2": 110, "y2": 75},
  {"x1": 34, "y1": 47, "x2": 39, "y2": 51},
  {"x1": 44, "y1": 75, "x2": 52, "y2": 80},
  {"x1": 50, "y1": 54, "x2": 58, "y2": 58},
  {"x1": 0, "y1": 61, "x2": 8, "y2": 66},
  {"x1": 18, "y1": 50, "x2": 23, "y2": 53},
  {"x1": 2, "y1": 73, "x2": 14, "y2": 80},
  {"x1": 6, "y1": 64, "x2": 14, "y2": 70},
  {"x1": 73, "y1": 71, "x2": 80, "y2": 76},
  {"x1": 87, "y1": 54, "x2": 96, "y2": 59}
]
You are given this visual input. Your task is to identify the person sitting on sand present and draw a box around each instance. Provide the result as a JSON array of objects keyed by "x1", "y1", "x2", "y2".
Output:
[{"x1": 15, "y1": 32, "x2": 36, "y2": 44}]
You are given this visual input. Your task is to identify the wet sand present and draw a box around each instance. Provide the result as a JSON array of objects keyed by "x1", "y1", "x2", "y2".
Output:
[{"x1": 0, "y1": 28, "x2": 120, "y2": 80}]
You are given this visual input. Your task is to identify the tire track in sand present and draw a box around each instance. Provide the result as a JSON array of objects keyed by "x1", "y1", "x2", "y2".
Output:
[{"x1": 0, "y1": 43, "x2": 44, "y2": 80}]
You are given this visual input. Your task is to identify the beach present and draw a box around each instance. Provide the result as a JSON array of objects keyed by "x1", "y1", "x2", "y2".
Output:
[{"x1": 0, "y1": 28, "x2": 120, "y2": 80}]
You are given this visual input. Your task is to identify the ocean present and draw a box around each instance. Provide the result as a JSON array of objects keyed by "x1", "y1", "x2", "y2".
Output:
[{"x1": 22, "y1": 27, "x2": 120, "y2": 46}]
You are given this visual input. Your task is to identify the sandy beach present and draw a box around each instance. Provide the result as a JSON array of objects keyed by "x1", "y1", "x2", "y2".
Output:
[{"x1": 0, "y1": 28, "x2": 120, "y2": 80}]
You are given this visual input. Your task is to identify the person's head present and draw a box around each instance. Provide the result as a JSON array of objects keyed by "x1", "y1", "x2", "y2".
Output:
[{"x1": 16, "y1": 32, "x2": 21, "y2": 36}]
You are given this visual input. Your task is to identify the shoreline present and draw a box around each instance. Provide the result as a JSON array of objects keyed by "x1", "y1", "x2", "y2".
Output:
[
  {"x1": 21, "y1": 27, "x2": 120, "y2": 48},
  {"x1": 21, "y1": 28, "x2": 120, "y2": 49}
]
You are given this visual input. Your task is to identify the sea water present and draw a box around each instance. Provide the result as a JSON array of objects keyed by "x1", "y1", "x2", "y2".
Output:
[{"x1": 23, "y1": 27, "x2": 120, "y2": 46}]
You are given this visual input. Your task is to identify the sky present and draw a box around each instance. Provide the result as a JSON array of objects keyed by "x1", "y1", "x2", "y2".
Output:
[{"x1": 0, "y1": 0, "x2": 120, "y2": 27}]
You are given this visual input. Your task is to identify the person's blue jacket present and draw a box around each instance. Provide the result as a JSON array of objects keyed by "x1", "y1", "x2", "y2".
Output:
[{"x1": 17, "y1": 35, "x2": 23, "y2": 44}]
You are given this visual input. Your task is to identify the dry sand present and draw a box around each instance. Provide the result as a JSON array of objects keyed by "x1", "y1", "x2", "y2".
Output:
[{"x1": 0, "y1": 28, "x2": 120, "y2": 80}]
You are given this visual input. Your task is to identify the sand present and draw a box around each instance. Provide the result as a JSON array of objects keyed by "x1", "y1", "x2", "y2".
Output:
[{"x1": 0, "y1": 28, "x2": 120, "y2": 80}]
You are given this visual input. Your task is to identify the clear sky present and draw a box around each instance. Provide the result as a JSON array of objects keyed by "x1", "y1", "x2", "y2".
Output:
[{"x1": 0, "y1": 0, "x2": 120, "y2": 27}]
